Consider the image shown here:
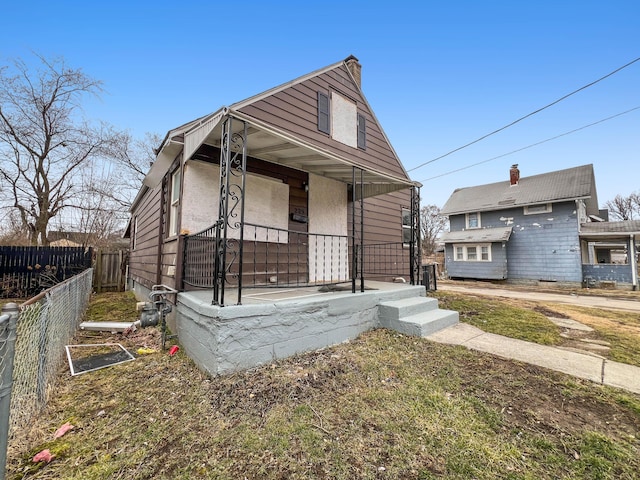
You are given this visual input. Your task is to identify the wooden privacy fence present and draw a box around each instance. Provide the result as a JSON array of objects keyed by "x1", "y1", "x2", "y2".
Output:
[
  {"x1": 0, "y1": 246, "x2": 93, "y2": 299},
  {"x1": 93, "y1": 250, "x2": 128, "y2": 293}
]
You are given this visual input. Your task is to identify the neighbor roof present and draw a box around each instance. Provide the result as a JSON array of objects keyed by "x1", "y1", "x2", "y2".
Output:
[
  {"x1": 580, "y1": 220, "x2": 640, "y2": 236},
  {"x1": 441, "y1": 164, "x2": 597, "y2": 216},
  {"x1": 440, "y1": 226, "x2": 513, "y2": 243}
]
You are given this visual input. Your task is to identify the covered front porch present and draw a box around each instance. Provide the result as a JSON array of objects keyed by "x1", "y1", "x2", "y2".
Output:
[
  {"x1": 580, "y1": 221, "x2": 640, "y2": 290},
  {"x1": 156, "y1": 111, "x2": 422, "y2": 305}
]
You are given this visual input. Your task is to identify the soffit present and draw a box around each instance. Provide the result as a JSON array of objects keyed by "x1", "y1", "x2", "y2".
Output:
[{"x1": 188, "y1": 110, "x2": 414, "y2": 199}]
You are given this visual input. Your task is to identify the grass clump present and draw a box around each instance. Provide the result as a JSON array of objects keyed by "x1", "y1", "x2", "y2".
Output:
[
  {"x1": 430, "y1": 291, "x2": 562, "y2": 345},
  {"x1": 7, "y1": 291, "x2": 640, "y2": 479}
]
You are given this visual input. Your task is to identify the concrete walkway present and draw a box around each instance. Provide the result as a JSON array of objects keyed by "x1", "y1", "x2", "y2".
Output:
[{"x1": 426, "y1": 322, "x2": 640, "y2": 394}]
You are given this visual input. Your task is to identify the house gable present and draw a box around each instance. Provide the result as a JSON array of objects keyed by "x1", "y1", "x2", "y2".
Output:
[{"x1": 233, "y1": 57, "x2": 410, "y2": 182}]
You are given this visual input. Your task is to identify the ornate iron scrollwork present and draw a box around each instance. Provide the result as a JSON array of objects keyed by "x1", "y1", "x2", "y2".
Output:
[{"x1": 213, "y1": 117, "x2": 247, "y2": 306}]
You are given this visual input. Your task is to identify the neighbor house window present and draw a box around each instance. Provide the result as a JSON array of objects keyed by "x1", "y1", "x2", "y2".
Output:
[
  {"x1": 402, "y1": 208, "x2": 412, "y2": 246},
  {"x1": 453, "y1": 244, "x2": 491, "y2": 262},
  {"x1": 466, "y1": 212, "x2": 481, "y2": 229},
  {"x1": 524, "y1": 203, "x2": 552, "y2": 215},
  {"x1": 169, "y1": 169, "x2": 181, "y2": 236}
]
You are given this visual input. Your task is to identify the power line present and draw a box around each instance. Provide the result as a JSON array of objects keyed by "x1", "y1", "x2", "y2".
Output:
[
  {"x1": 419, "y1": 106, "x2": 640, "y2": 183},
  {"x1": 408, "y1": 56, "x2": 640, "y2": 172}
]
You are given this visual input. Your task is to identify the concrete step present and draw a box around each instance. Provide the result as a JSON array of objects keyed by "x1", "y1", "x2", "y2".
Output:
[
  {"x1": 381, "y1": 309, "x2": 459, "y2": 337},
  {"x1": 378, "y1": 296, "x2": 439, "y2": 320}
]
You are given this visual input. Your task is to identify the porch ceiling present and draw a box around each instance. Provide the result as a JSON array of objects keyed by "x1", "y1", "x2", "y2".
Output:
[{"x1": 185, "y1": 109, "x2": 415, "y2": 199}]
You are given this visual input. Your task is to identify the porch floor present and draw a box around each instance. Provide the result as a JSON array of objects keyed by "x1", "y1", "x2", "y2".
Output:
[{"x1": 180, "y1": 280, "x2": 417, "y2": 306}]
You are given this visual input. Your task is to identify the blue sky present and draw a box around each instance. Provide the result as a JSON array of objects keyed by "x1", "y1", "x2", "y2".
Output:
[{"x1": 2, "y1": 0, "x2": 638, "y2": 208}]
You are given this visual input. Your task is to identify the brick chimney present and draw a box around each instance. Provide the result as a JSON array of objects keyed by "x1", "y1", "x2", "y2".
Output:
[
  {"x1": 510, "y1": 164, "x2": 520, "y2": 185},
  {"x1": 345, "y1": 55, "x2": 362, "y2": 88}
]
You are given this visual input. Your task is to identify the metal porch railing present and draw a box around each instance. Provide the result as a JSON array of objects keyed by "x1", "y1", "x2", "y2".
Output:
[{"x1": 183, "y1": 223, "x2": 351, "y2": 290}]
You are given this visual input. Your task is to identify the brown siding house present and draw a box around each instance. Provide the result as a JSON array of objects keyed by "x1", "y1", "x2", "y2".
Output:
[{"x1": 125, "y1": 56, "x2": 422, "y2": 302}]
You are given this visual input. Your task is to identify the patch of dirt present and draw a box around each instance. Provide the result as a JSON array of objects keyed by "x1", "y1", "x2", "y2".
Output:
[
  {"x1": 533, "y1": 305, "x2": 571, "y2": 318},
  {"x1": 456, "y1": 351, "x2": 640, "y2": 442}
]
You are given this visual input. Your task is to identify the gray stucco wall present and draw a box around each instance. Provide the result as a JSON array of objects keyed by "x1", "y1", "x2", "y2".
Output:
[
  {"x1": 447, "y1": 201, "x2": 582, "y2": 282},
  {"x1": 175, "y1": 286, "x2": 424, "y2": 376}
]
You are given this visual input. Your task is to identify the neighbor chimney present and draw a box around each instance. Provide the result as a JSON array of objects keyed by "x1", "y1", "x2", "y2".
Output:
[
  {"x1": 509, "y1": 164, "x2": 520, "y2": 186},
  {"x1": 345, "y1": 55, "x2": 362, "y2": 88}
]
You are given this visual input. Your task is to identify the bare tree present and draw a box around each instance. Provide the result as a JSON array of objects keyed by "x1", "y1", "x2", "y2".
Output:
[
  {"x1": 604, "y1": 193, "x2": 640, "y2": 221},
  {"x1": 420, "y1": 204, "x2": 448, "y2": 256},
  {"x1": 95, "y1": 130, "x2": 160, "y2": 210},
  {"x1": 0, "y1": 54, "x2": 116, "y2": 245}
]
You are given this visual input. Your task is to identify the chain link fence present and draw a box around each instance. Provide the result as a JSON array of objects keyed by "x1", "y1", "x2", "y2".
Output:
[{"x1": 4, "y1": 269, "x2": 93, "y2": 447}]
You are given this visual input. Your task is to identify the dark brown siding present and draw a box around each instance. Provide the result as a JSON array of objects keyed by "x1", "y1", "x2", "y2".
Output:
[
  {"x1": 129, "y1": 185, "x2": 162, "y2": 290},
  {"x1": 349, "y1": 189, "x2": 413, "y2": 281},
  {"x1": 238, "y1": 64, "x2": 408, "y2": 181}
]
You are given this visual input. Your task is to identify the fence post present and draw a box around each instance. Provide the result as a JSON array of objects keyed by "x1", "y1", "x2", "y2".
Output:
[{"x1": 0, "y1": 303, "x2": 19, "y2": 480}]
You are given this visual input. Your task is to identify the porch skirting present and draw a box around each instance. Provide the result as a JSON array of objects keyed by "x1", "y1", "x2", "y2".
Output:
[{"x1": 175, "y1": 284, "x2": 426, "y2": 376}]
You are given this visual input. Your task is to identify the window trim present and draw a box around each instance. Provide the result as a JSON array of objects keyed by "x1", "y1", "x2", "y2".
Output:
[
  {"x1": 465, "y1": 212, "x2": 481, "y2": 229},
  {"x1": 452, "y1": 243, "x2": 492, "y2": 262},
  {"x1": 132, "y1": 216, "x2": 138, "y2": 250},
  {"x1": 524, "y1": 203, "x2": 552, "y2": 215},
  {"x1": 401, "y1": 207, "x2": 412, "y2": 247},
  {"x1": 168, "y1": 168, "x2": 181, "y2": 237}
]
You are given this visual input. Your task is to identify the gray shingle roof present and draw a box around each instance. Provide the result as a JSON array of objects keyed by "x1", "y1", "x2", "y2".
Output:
[
  {"x1": 440, "y1": 226, "x2": 513, "y2": 243},
  {"x1": 441, "y1": 164, "x2": 596, "y2": 215},
  {"x1": 580, "y1": 220, "x2": 640, "y2": 235}
]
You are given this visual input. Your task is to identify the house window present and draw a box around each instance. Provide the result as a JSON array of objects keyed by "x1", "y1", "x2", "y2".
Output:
[
  {"x1": 132, "y1": 216, "x2": 137, "y2": 250},
  {"x1": 524, "y1": 203, "x2": 552, "y2": 215},
  {"x1": 317, "y1": 91, "x2": 330, "y2": 134},
  {"x1": 169, "y1": 168, "x2": 181, "y2": 237},
  {"x1": 453, "y1": 244, "x2": 492, "y2": 262},
  {"x1": 466, "y1": 212, "x2": 481, "y2": 229},
  {"x1": 402, "y1": 208, "x2": 412, "y2": 246}
]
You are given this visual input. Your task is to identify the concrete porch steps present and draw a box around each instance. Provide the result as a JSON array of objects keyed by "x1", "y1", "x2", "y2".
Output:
[{"x1": 378, "y1": 297, "x2": 459, "y2": 337}]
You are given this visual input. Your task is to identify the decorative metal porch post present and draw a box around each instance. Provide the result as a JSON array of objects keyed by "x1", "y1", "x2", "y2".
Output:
[
  {"x1": 351, "y1": 167, "x2": 365, "y2": 293},
  {"x1": 409, "y1": 185, "x2": 421, "y2": 286},
  {"x1": 213, "y1": 116, "x2": 248, "y2": 306}
]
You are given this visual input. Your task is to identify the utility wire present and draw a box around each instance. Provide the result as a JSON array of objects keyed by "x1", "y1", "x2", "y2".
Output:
[
  {"x1": 419, "y1": 106, "x2": 640, "y2": 182},
  {"x1": 408, "y1": 56, "x2": 640, "y2": 172}
]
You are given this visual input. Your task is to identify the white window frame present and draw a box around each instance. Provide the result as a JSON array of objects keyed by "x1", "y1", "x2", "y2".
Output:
[
  {"x1": 453, "y1": 243, "x2": 492, "y2": 262},
  {"x1": 524, "y1": 203, "x2": 552, "y2": 215},
  {"x1": 401, "y1": 208, "x2": 412, "y2": 247},
  {"x1": 132, "y1": 216, "x2": 138, "y2": 250},
  {"x1": 465, "y1": 212, "x2": 481, "y2": 229},
  {"x1": 169, "y1": 169, "x2": 181, "y2": 237}
]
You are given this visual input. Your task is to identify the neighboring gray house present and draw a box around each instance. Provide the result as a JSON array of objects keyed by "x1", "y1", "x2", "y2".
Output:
[{"x1": 440, "y1": 164, "x2": 639, "y2": 289}]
